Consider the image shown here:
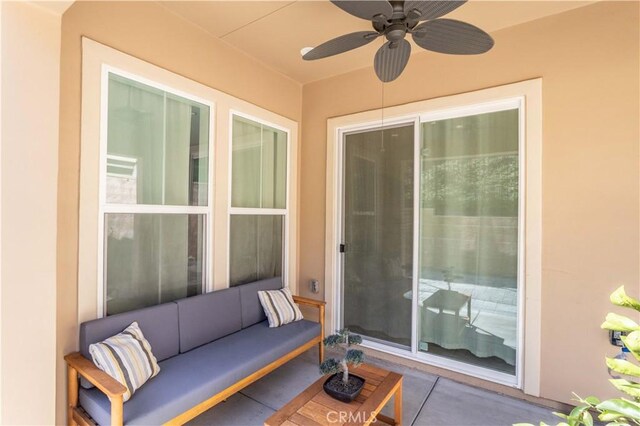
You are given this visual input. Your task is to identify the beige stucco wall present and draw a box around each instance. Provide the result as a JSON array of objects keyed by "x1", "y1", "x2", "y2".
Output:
[
  {"x1": 52, "y1": 0, "x2": 638, "y2": 421},
  {"x1": 57, "y1": 1, "x2": 302, "y2": 423},
  {"x1": 1, "y1": 1, "x2": 62, "y2": 424},
  {"x1": 298, "y1": 0, "x2": 639, "y2": 405}
]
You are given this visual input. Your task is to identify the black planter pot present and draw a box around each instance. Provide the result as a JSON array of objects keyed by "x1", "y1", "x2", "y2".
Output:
[{"x1": 323, "y1": 373, "x2": 366, "y2": 403}]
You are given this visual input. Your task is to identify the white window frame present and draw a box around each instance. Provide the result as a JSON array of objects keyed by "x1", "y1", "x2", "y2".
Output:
[
  {"x1": 79, "y1": 38, "x2": 299, "y2": 327},
  {"x1": 227, "y1": 110, "x2": 292, "y2": 287},
  {"x1": 324, "y1": 79, "x2": 542, "y2": 395},
  {"x1": 97, "y1": 65, "x2": 215, "y2": 317}
]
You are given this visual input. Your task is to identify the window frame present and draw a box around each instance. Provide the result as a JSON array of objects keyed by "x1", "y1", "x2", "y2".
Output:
[
  {"x1": 227, "y1": 109, "x2": 292, "y2": 287},
  {"x1": 97, "y1": 65, "x2": 216, "y2": 317},
  {"x1": 333, "y1": 100, "x2": 524, "y2": 385},
  {"x1": 80, "y1": 38, "x2": 299, "y2": 325}
]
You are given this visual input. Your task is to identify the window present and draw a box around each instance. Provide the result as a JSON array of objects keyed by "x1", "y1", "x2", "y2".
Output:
[
  {"x1": 229, "y1": 114, "x2": 288, "y2": 286},
  {"x1": 81, "y1": 41, "x2": 299, "y2": 324},
  {"x1": 101, "y1": 72, "x2": 212, "y2": 315}
]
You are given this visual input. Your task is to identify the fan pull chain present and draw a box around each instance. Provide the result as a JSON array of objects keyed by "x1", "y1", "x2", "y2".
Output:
[{"x1": 380, "y1": 41, "x2": 386, "y2": 153}]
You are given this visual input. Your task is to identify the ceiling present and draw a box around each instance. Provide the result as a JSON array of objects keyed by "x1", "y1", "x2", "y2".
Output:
[{"x1": 161, "y1": 0, "x2": 595, "y2": 84}]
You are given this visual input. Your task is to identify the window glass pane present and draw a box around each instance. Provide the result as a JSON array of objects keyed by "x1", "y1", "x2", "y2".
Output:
[
  {"x1": 231, "y1": 115, "x2": 287, "y2": 209},
  {"x1": 105, "y1": 213, "x2": 205, "y2": 315},
  {"x1": 418, "y1": 109, "x2": 519, "y2": 374},
  {"x1": 229, "y1": 215, "x2": 283, "y2": 286},
  {"x1": 106, "y1": 73, "x2": 209, "y2": 206}
]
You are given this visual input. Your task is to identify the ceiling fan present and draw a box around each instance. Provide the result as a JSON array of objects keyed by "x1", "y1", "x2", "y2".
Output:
[{"x1": 302, "y1": 0, "x2": 494, "y2": 82}]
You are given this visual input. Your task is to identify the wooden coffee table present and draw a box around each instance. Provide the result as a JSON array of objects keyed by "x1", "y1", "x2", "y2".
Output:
[{"x1": 265, "y1": 364, "x2": 403, "y2": 426}]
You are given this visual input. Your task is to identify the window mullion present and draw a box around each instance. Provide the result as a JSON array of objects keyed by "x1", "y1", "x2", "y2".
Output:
[{"x1": 229, "y1": 207, "x2": 286, "y2": 216}]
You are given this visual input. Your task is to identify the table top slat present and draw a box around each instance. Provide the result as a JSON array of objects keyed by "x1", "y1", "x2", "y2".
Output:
[
  {"x1": 298, "y1": 400, "x2": 339, "y2": 426},
  {"x1": 266, "y1": 379, "x2": 324, "y2": 425},
  {"x1": 289, "y1": 412, "x2": 323, "y2": 426}
]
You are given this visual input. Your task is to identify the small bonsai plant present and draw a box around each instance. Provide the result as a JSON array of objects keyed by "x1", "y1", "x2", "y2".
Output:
[{"x1": 320, "y1": 328, "x2": 365, "y2": 402}]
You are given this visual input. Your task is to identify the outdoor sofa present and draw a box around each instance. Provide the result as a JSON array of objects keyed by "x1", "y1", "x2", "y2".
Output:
[{"x1": 64, "y1": 278, "x2": 325, "y2": 426}]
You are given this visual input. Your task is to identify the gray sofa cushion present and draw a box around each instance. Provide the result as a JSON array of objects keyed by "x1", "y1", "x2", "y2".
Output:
[
  {"x1": 79, "y1": 320, "x2": 321, "y2": 426},
  {"x1": 239, "y1": 277, "x2": 282, "y2": 328},
  {"x1": 79, "y1": 303, "x2": 179, "y2": 363},
  {"x1": 175, "y1": 287, "x2": 242, "y2": 353}
]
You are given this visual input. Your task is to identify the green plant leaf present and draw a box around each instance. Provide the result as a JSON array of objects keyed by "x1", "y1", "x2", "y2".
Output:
[
  {"x1": 323, "y1": 334, "x2": 345, "y2": 347},
  {"x1": 345, "y1": 349, "x2": 364, "y2": 366},
  {"x1": 602, "y1": 313, "x2": 640, "y2": 332},
  {"x1": 599, "y1": 412, "x2": 624, "y2": 422},
  {"x1": 582, "y1": 411, "x2": 593, "y2": 426},
  {"x1": 319, "y1": 358, "x2": 342, "y2": 375},
  {"x1": 606, "y1": 357, "x2": 640, "y2": 377},
  {"x1": 610, "y1": 379, "x2": 640, "y2": 398},
  {"x1": 622, "y1": 333, "x2": 640, "y2": 362},
  {"x1": 569, "y1": 405, "x2": 589, "y2": 419},
  {"x1": 584, "y1": 396, "x2": 601, "y2": 406},
  {"x1": 596, "y1": 398, "x2": 640, "y2": 420},
  {"x1": 610, "y1": 286, "x2": 640, "y2": 311}
]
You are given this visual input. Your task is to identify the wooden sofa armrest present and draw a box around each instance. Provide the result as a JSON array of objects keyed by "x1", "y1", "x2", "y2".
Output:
[
  {"x1": 292, "y1": 295, "x2": 326, "y2": 364},
  {"x1": 292, "y1": 295, "x2": 326, "y2": 308},
  {"x1": 65, "y1": 352, "x2": 126, "y2": 398}
]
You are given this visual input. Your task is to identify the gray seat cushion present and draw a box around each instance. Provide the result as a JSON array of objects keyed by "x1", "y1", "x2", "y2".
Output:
[
  {"x1": 175, "y1": 287, "x2": 242, "y2": 353},
  {"x1": 79, "y1": 302, "x2": 180, "y2": 362},
  {"x1": 79, "y1": 320, "x2": 320, "y2": 425},
  {"x1": 238, "y1": 277, "x2": 282, "y2": 328}
]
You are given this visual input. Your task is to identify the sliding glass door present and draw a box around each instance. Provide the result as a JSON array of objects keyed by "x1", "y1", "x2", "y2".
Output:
[
  {"x1": 342, "y1": 124, "x2": 414, "y2": 348},
  {"x1": 417, "y1": 109, "x2": 520, "y2": 375},
  {"x1": 339, "y1": 102, "x2": 521, "y2": 381}
]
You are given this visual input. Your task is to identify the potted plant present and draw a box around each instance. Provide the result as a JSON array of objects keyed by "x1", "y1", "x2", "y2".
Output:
[
  {"x1": 517, "y1": 286, "x2": 640, "y2": 426},
  {"x1": 320, "y1": 328, "x2": 365, "y2": 403}
]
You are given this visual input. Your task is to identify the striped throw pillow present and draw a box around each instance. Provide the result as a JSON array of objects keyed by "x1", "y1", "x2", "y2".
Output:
[
  {"x1": 258, "y1": 288, "x2": 304, "y2": 328},
  {"x1": 89, "y1": 322, "x2": 160, "y2": 402}
]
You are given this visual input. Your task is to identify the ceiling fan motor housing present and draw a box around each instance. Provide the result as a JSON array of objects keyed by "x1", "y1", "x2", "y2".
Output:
[{"x1": 385, "y1": 23, "x2": 408, "y2": 43}]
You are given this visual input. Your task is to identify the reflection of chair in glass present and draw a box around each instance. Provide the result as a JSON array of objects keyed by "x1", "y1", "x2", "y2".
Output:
[
  {"x1": 423, "y1": 289, "x2": 471, "y2": 325},
  {"x1": 420, "y1": 290, "x2": 517, "y2": 367}
]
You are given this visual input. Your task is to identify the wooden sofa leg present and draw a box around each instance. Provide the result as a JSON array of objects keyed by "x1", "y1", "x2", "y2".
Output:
[
  {"x1": 319, "y1": 303, "x2": 325, "y2": 365},
  {"x1": 110, "y1": 395, "x2": 124, "y2": 426},
  {"x1": 67, "y1": 365, "x2": 79, "y2": 426}
]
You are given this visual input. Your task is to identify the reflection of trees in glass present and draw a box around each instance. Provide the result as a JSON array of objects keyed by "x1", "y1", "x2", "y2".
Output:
[{"x1": 422, "y1": 154, "x2": 518, "y2": 217}]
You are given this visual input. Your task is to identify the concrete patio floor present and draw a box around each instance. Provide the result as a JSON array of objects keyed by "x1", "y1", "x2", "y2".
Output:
[{"x1": 187, "y1": 348, "x2": 561, "y2": 426}]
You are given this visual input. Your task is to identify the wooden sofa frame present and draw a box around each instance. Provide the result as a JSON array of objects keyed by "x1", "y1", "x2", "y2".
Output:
[{"x1": 65, "y1": 296, "x2": 325, "y2": 426}]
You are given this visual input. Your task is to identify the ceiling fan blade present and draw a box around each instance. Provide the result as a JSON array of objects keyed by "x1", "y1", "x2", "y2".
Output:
[
  {"x1": 331, "y1": 0, "x2": 393, "y2": 21},
  {"x1": 374, "y1": 39, "x2": 411, "y2": 82},
  {"x1": 303, "y1": 31, "x2": 380, "y2": 61},
  {"x1": 404, "y1": 1, "x2": 466, "y2": 21},
  {"x1": 412, "y1": 19, "x2": 494, "y2": 55}
]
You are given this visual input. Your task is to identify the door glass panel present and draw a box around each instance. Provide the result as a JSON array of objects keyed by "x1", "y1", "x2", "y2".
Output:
[
  {"x1": 342, "y1": 124, "x2": 414, "y2": 348},
  {"x1": 231, "y1": 115, "x2": 287, "y2": 209},
  {"x1": 104, "y1": 213, "x2": 205, "y2": 316},
  {"x1": 106, "y1": 73, "x2": 210, "y2": 206},
  {"x1": 229, "y1": 215, "x2": 284, "y2": 287},
  {"x1": 418, "y1": 109, "x2": 519, "y2": 374}
]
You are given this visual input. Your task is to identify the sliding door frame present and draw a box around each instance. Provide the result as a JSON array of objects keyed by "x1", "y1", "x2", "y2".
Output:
[
  {"x1": 325, "y1": 79, "x2": 542, "y2": 394},
  {"x1": 336, "y1": 116, "x2": 421, "y2": 353}
]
